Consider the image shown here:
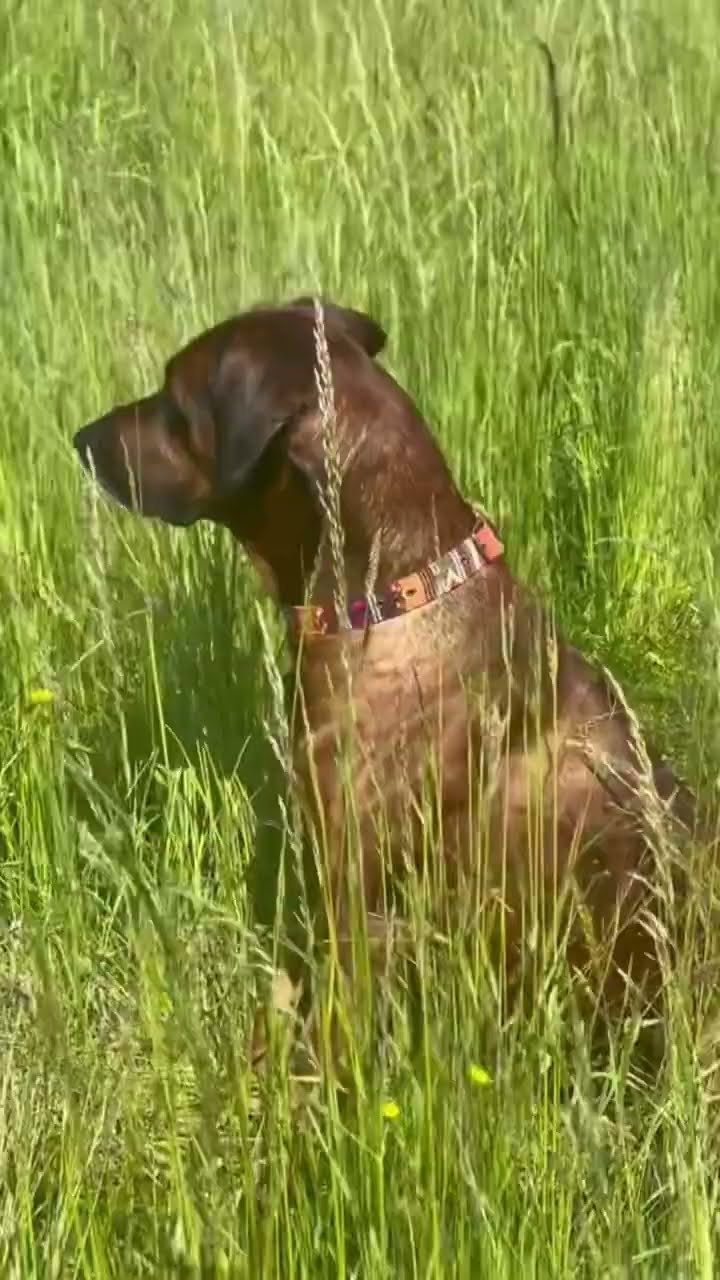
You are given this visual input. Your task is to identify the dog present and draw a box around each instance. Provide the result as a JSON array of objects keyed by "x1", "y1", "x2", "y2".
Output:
[{"x1": 73, "y1": 296, "x2": 698, "y2": 1051}]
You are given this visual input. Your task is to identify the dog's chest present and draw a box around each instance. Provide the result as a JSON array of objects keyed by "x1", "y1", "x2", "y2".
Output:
[{"x1": 293, "y1": 613, "x2": 491, "y2": 816}]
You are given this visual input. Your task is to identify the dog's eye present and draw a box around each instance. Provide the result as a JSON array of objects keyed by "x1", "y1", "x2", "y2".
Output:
[{"x1": 163, "y1": 393, "x2": 192, "y2": 442}]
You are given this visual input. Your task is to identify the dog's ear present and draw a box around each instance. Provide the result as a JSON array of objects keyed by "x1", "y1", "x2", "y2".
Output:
[
  {"x1": 209, "y1": 336, "x2": 315, "y2": 498},
  {"x1": 200, "y1": 300, "x2": 386, "y2": 499},
  {"x1": 287, "y1": 296, "x2": 387, "y2": 358}
]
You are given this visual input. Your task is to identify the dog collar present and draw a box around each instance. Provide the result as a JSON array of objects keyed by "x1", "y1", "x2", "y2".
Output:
[{"x1": 285, "y1": 518, "x2": 504, "y2": 638}]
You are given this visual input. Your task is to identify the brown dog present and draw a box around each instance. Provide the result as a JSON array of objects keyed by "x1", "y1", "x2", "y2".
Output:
[{"x1": 74, "y1": 296, "x2": 696, "y2": 1037}]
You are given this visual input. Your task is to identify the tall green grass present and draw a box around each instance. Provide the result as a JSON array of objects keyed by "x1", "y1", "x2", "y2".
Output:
[{"x1": 2, "y1": 0, "x2": 720, "y2": 1273}]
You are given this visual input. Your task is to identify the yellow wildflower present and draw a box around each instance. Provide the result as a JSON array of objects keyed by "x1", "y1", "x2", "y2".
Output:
[
  {"x1": 468, "y1": 1064, "x2": 492, "y2": 1087},
  {"x1": 381, "y1": 1100, "x2": 400, "y2": 1120},
  {"x1": 27, "y1": 688, "x2": 55, "y2": 707}
]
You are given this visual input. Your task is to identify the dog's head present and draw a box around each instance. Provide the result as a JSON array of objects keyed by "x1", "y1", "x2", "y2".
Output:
[
  {"x1": 74, "y1": 296, "x2": 470, "y2": 601},
  {"x1": 74, "y1": 298, "x2": 385, "y2": 526}
]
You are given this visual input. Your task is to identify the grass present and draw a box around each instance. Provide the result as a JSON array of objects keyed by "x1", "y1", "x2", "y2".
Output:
[{"x1": 3, "y1": 0, "x2": 720, "y2": 1273}]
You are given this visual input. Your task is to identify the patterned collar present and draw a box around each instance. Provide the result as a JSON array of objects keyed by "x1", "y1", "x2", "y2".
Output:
[{"x1": 285, "y1": 517, "x2": 504, "y2": 639}]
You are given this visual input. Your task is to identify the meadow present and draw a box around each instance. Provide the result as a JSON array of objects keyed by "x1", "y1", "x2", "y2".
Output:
[{"x1": 3, "y1": 0, "x2": 720, "y2": 1273}]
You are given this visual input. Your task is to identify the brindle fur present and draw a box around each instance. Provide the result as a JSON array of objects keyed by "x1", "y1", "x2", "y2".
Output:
[{"x1": 73, "y1": 297, "x2": 696, "y2": 1044}]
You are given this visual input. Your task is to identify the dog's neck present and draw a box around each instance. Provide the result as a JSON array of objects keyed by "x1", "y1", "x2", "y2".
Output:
[
  {"x1": 219, "y1": 424, "x2": 479, "y2": 611},
  {"x1": 224, "y1": 490, "x2": 477, "y2": 612}
]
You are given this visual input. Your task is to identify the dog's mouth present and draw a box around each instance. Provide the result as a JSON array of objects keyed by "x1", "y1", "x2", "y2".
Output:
[
  {"x1": 73, "y1": 426, "x2": 203, "y2": 528},
  {"x1": 73, "y1": 426, "x2": 128, "y2": 507}
]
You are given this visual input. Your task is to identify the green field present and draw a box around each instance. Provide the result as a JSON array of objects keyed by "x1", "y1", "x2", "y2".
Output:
[{"x1": 3, "y1": 0, "x2": 720, "y2": 1273}]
